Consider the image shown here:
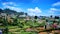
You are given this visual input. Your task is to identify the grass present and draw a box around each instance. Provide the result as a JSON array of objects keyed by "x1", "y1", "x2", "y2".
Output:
[
  {"x1": 0, "y1": 26, "x2": 5, "y2": 28},
  {"x1": 8, "y1": 26, "x2": 18, "y2": 29}
]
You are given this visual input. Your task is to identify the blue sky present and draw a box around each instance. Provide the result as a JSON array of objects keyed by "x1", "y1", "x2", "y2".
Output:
[{"x1": 0, "y1": 0, "x2": 60, "y2": 16}]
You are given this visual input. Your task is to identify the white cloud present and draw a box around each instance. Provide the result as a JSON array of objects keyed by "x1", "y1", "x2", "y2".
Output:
[
  {"x1": 27, "y1": 7, "x2": 42, "y2": 16},
  {"x1": 52, "y1": 2, "x2": 60, "y2": 6},
  {"x1": 50, "y1": 8, "x2": 60, "y2": 11},
  {"x1": 48, "y1": 2, "x2": 60, "y2": 16},
  {"x1": 48, "y1": 8, "x2": 60, "y2": 16},
  {"x1": 28, "y1": 7, "x2": 41, "y2": 13},
  {"x1": 2, "y1": 2, "x2": 17, "y2": 6},
  {"x1": 2, "y1": 2, "x2": 22, "y2": 12},
  {"x1": 49, "y1": 2, "x2": 60, "y2": 15}
]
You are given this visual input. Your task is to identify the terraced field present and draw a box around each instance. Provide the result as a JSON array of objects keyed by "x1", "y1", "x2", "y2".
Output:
[{"x1": 1, "y1": 26, "x2": 60, "y2": 34}]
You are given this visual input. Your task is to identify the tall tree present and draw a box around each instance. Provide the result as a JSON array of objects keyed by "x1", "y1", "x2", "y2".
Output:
[
  {"x1": 50, "y1": 15, "x2": 52, "y2": 18},
  {"x1": 55, "y1": 16, "x2": 59, "y2": 19},
  {"x1": 25, "y1": 13, "x2": 28, "y2": 16},
  {"x1": 34, "y1": 16, "x2": 38, "y2": 23},
  {"x1": 34, "y1": 16, "x2": 37, "y2": 19}
]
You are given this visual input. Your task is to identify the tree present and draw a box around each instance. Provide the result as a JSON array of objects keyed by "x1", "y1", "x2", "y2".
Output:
[
  {"x1": 25, "y1": 13, "x2": 28, "y2": 16},
  {"x1": 50, "y1": 15, "x2": 52, "y2": 18},
  {"x1": 25, "y1": 13, "x2": 28, "y2": 23},
  {"x1": 54, "y1": 16, "x2": 59, "y2": 19},
  {"x1": 34, "y1": 16, "x2": 38, "y2": 19}
]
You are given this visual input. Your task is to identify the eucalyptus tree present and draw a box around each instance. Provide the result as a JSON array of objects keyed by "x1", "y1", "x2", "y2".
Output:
[
  {"x1": 50, "y1": 15, "x2": 52, "y2": 18},
  {"x1": 25, "y1": 13, "x2": 28, "y2": 23},
  {"x1": 34, "y1": 16, "x2": 38, "y2": 23}
]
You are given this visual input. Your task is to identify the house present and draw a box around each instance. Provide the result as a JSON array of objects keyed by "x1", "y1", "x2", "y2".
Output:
[
  {"x1": 9, "y1": 14, "x2": 16, "y2": 18},
  {"x1": 19, "y1": 14, "x2": 26, "y2": 18},
  {"x1": 0, "y1": 13, "x2": 6, "y2": 17}
]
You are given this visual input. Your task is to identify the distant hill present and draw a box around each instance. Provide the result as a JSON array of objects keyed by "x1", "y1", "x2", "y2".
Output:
[{"x1": 0, "y1": 8, "x2": 26, "y2": 15}]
